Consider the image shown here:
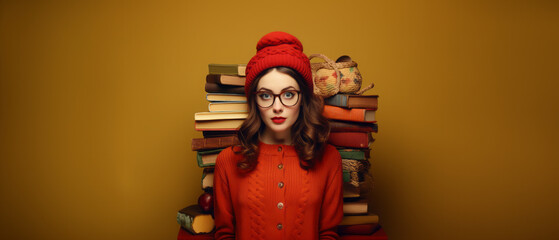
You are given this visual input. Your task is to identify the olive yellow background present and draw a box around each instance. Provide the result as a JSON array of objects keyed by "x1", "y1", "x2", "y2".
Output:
[{"x1": 1, "y1": 0, "x2": 558, "y2": 239}]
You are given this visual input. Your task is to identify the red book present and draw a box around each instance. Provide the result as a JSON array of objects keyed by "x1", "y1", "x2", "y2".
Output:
[
  {"x1": 177, "y1": 227, "x2": 214, "y2": 240},
  {"x1": 340, "y1": 227, "x2": 387, "y2": 240},
  {"x1": 330, "y1": 120, "x2": 378, "y2": 133},
  {"x1": 323, "y1": 105, "x2": 376, "y2": 123},
  {"x1": 328, "y1": 132, "x2": 374, "y2": 149},
  {"x1": 338, "y1": 223, "x2": 380, "y2": 235},
  {"x1": 191, "y1": 136, "x2": 240, "y2": 151}
]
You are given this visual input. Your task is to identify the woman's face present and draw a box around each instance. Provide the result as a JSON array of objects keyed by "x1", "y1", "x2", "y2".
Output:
[{"x1": 255, "y1": 69, "x2": 301, "y2": 141}]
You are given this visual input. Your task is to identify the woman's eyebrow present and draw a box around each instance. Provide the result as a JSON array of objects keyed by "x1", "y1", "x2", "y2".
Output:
[
  {"x1": 256, "y1": 87, "x2": 272, "y2": 92},
  {"x1": 281, "y1": 86, "x2": 298, "y2": 91},
  {"x1": 256, "y1": 86, "x2": 299, "y2": 92}
]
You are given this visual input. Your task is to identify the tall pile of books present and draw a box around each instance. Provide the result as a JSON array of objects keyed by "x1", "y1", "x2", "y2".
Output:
[
  {"x1": 322, "y1": 93, "x2": 387, "y2": 239},
  {"x1": 177, "y1": 64, "x2": 247, "y2": 239}
]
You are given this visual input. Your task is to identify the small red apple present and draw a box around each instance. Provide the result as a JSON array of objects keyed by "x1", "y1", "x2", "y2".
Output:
[{"x1": 198, "y1": 192, "x2": 214, "y2": 213}]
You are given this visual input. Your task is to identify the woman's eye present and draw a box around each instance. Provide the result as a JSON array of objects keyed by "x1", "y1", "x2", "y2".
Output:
[
  {"x1": 282, "y1": 91, "x2": 294, "y2": 99},
  {"x1": 259, "y1": 93, "x2": 271, "y2": 100}
]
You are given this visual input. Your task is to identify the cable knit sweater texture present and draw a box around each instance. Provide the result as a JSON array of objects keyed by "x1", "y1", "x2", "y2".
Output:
[{"x1": 214, "y1": 142, "x2": 344, "y2": 240}]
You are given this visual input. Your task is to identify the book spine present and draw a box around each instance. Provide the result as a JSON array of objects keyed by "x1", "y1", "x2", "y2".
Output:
[
  {"x1": 194, "y1": 120, "x2": 243, "y2": 131},
  {"x1": 329, "y1": 120, "x2": 378, "y2": 133},
  {"x1": 208, "y1": 64, "x2": 246, "y2": 76},
  {"x1": 205, "y1": 74, "x2": 219, "y2": 84},
  {"x1": 328, "y1": 132, "x2": 370, "y2": 148},
  {"x1": 338, "y1": 149, "x2": 366, "y2": 160},
  {"x1": 323, "y1": 105, "x2": 371, "y2": 122},
  {"x1": 348, "y1": 95, "x2": 378, "y2": 109},
  {"x1": 337, "y1": 223, "x2": 380, "y2": 235},
  {"x1": 343, "y1": 200, "x2": 369, "y2": 215},
  {"x1": 191, "y1": 136, "x2": 239, "y2": 151},
  {"x1": 205, "y1": 93, "x2": 247, "y2": 102},
  {"x1": 339, "y1": 214, "x2": 380, "y2": 226},
  {"x1": 208, "y1": 102, "x2": 248, "y2": 112},
  {"x1": 204, "y1": 82, "x2": 245, "y2": 94},
  {"x1": 324, "y1": 94, "x2": 349, "y2": 108}
]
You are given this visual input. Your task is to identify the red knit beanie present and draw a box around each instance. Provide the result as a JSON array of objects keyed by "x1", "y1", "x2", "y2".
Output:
[{"x1": 245, "y1": 31, "x2": 313, "y2": 96}]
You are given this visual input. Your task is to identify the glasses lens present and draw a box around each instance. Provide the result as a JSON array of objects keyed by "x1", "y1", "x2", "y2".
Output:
[
  {"x1": 280, "y1": 90, "x2": 299, "y2": 106},
  {"x1": 256, "y1": 91, "x2": 274, "y2": 108}
]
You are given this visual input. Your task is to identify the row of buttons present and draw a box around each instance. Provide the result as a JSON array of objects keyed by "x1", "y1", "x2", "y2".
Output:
[{"x1": 277, "y1": 146, "x2": 284, "y2": 231}]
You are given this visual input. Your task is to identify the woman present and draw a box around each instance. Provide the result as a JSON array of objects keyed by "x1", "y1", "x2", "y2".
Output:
[{"x1": 214, "y1": 31, "x2": 343, "y2": 240}]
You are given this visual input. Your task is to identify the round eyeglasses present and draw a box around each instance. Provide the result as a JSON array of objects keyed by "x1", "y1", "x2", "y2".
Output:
[{"x1": 254, "y1": 90, "x2": 300, "y2": 108}]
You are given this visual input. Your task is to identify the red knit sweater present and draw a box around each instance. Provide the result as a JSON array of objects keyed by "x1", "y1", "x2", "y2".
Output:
[{"x1": 213, "y1": 142, "x2": 344, "y2": 240}]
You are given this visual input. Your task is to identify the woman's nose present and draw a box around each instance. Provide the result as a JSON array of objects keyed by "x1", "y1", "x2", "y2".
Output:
[{"x1": 272, "y1": 96, "x2": 283, "y2": 113}]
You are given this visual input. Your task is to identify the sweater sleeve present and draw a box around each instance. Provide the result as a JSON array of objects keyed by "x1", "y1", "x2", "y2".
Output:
[
  {"x1": 318, "y1": 148, "x2": 344, "y2": 240},
  {"x1": 213, "y1": 149, "x2": 236, "y2": 240}
]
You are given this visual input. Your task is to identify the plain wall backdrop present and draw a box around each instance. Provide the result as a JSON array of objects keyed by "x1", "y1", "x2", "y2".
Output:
[{"x1": 1, "y1": 0, "x2": 558, "y2": 239}]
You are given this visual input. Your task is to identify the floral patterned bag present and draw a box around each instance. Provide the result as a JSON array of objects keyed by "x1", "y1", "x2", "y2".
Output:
[{"x1": 310, "y1": 54, "x2": 374, "y2": 98}]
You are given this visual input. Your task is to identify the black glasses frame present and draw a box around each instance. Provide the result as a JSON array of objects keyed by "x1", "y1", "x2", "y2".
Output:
[{"x1": 254, "y1": 90, "x2": 301, "y2": 108}]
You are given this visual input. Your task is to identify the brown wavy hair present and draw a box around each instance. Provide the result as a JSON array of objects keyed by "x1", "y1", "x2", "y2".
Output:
[{"x1": 235, "y1": 67, "x2": 330, "y2": 172}]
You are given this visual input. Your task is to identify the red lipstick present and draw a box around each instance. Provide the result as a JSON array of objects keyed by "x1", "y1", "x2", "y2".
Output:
[{"x1": 272, "y1": 117, "x2": 286, "y2": 124}]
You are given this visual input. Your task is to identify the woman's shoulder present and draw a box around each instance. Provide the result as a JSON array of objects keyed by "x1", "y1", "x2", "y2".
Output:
[
  {"x1": 320, "y1": 144, "x2": 342, "y2": 165},
  {"x1": 216, "y1": 145, "x2": 244, "y2": 167},
  {"x1": 323, "y1": 144, "x2": 341, "y2": 158}
]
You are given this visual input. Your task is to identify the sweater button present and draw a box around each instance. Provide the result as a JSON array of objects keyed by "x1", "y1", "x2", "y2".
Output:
[
  {"x1": 278, "y1": 146, "x2": 282, "y2": 152},
  {"x1": 278, "y1": 181, "x2": 284, "y2": 188},
  {"x1": 277, "y1": 202, "x2": 284, "y2": 209},
  {"x1": 278, "y1": 164, "x2": 283, "y2": 169},
  {"x1": 277, "y1": 223, "x2": 283, "y2": 230}
]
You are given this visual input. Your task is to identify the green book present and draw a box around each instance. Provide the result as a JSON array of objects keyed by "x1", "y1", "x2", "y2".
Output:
[
  {"x1": 208, "y1": 64, "x2": 247, "y2": 76},
  {"x1": 177, "y1": 205, "x2": 215, "y2": 234},
  {"x1": 196, "y1": 148, "x2": 224, "y2": 168},
  {"x1": 338, "y1": 148, "x2": 368, "y2": 160}
]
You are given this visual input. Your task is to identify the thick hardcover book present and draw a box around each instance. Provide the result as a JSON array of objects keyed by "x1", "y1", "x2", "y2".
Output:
[
  {"x1": 339, "y1": 213, "x2": 380, "y2": 226},
  {"x1": 330, "y1": 120, "x2": 378, "y2": 133},
  {"x1": 201, "y1": 168, "x2": 214, "y2": 190},
  {"x1": 177, "y1": 227, "x2": 214, "y2": 240},
  {"x1": 194, "y1": 112, "x2": 248, "y2": 121},
  {"x1": 338, "y1": 223, "x2": 380, "y2": 236},
  {"x1": 206, "y1": 74, "x2": 246, "y2": 86},
  {"x1": 324, "y1": 94, "x2": 378, "y2": 109},
  {"x1": 328, "y1": 132, "x2": 374, "y2": 149},
  {"x1": 196, "y1": 149, "x2": 223, "y2": 168},
  {"x1": 202, "y1": 130, "x2": 237, "y2": 138},
  {"x1": 191, "y1": 136, "x2": 240, "y2": 151},
  {"x1": 343, "y1": 199, "x2": 368, "y2": 215},
  {"x1": 343, "y1": 181, "x2": 361, "y2": 199},
  {"x1": 205, "y1": 82, "x2": 245, "y2": 94},
  {"x1": 208, "y1": 102, "x2": 248, "y2": 112},
  {"x1": 205, "y1": 93, "x2": 246, "y2": 102},
  {"x1": 208, "y1": 63, "x2": 246, "y2": 76},
  {"x1": 338, "y1": 148, "x2": 369, "y2": 160},
  {"x1": 195, "y1": 119, "x2": 244, "y2": 131},
  {"x1": 176, "y1": 205, "x2": 215, "y2": 235},
  {"x1": 323, "y1": 105, "x2": 376, "y2": 123},
  {"x1": 339, "y1": 227, "x2": 387, "y2": 240}
]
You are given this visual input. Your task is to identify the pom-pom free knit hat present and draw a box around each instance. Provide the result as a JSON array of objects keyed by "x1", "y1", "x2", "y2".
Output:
[{"x1": 245, "y1": 31, "x2": 313, "y2": 96}]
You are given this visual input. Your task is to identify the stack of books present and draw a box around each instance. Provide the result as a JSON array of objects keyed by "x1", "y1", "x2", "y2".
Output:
[
  {"x1": 177, "y1": 64, "x2": 387, "y2": 239},
  {"x1": 322, "y1": 93, "x2": 386, "y2": 239},
  {"x1": 177, "y1": 64, "x2": 247, "y2": 239}
]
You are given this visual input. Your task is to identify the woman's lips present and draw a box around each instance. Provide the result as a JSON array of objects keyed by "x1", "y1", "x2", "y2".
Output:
[{"x1": 272, "y1": 117, "x2": 286, "y2": 124}]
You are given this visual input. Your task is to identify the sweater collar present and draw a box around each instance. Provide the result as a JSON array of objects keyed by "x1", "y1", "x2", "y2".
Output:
[{"x1": 258, "y1": 141, "x2": 298, "y2": 157}]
